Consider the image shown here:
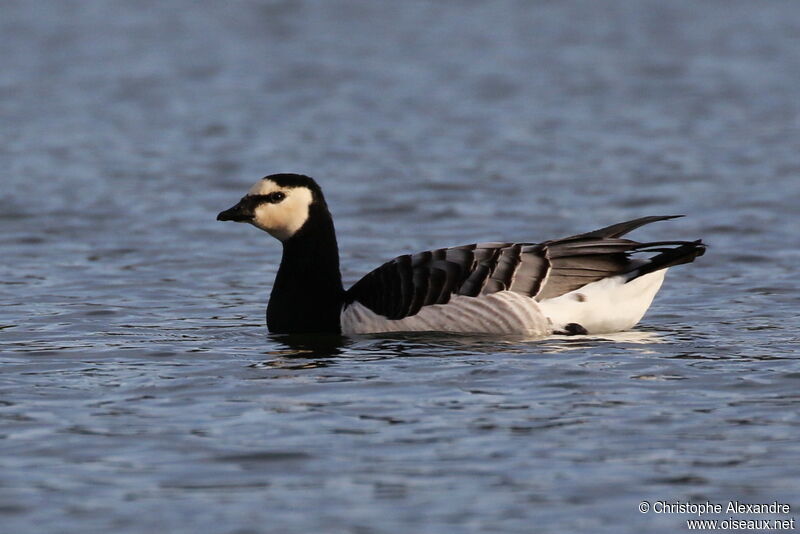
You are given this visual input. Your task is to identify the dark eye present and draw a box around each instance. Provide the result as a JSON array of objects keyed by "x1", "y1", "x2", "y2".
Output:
[{"x1": 269, "y1": 192, "x2": 286, "y2": 203}]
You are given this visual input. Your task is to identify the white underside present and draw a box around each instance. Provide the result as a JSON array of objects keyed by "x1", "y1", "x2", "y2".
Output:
[
  {"x1": 341, "y1": 291, "x2": 551, "y2": 336},
  {"x1": 537, "y1": 269, "x2": 666, "y2": 334},
  {"x1": 341, "y1": 269, "x2": 667, "y2": 336}
]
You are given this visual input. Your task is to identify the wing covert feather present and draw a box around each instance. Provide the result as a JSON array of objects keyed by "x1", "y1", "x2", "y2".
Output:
[{"x1": 344, "y1": 216, "x2": 704, "y2": 320}]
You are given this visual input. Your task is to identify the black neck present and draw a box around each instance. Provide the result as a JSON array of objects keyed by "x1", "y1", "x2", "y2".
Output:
[{"x1": 266, "y1": 204, "x2": 344, "y2": 334}]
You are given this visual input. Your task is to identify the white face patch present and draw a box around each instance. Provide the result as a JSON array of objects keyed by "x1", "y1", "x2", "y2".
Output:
[{"x1": 247, "y1": 179, "x2": 313, "y2": 241}]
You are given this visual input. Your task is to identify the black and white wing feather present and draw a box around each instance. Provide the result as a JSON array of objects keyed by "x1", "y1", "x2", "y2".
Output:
[{"x1": 344, "y1": 216, "x2": 705, "y2": 321}]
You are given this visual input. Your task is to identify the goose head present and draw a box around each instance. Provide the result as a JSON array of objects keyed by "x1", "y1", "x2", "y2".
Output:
[{"x1": 217, "y1": 174, "x2": 323, "y2": 241}]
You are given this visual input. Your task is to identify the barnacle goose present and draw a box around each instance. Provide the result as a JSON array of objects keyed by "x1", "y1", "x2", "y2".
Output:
[{"x1": 217, "y1": 174, "x2": 706, "y2": 336}]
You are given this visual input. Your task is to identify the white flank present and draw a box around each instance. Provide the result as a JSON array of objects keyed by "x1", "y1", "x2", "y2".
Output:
[
  {"x1": 537, "y1": 269, "x2": 667, "y2": 334},
  {"x1": 341, "y1": 291, "x2": 552, "y2": 336},
  {"x1": 248, "y1": 179, "x2": 313, "y2": 241},
  {"x1": 342, "y1": 270, "x2": 668, "y2": 336}
]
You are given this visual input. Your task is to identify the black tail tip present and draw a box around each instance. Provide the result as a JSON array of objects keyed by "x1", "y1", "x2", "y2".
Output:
[{"x1": 692, "y1": 239, "x2": 708, "y2": 257}]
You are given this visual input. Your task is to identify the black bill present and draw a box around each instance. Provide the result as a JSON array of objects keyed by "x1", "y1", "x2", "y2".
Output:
[{"x1": 217, "y1": 199, "x2": 254, "y2": 222}]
